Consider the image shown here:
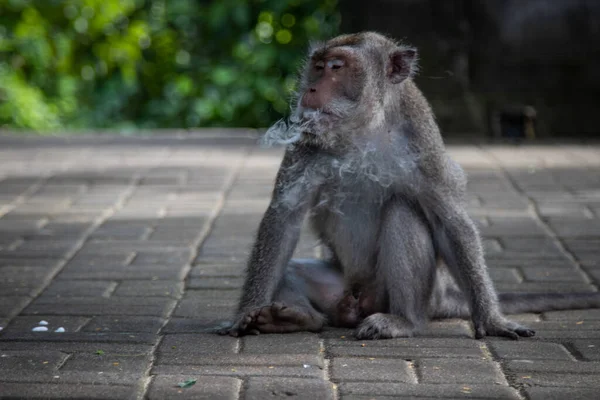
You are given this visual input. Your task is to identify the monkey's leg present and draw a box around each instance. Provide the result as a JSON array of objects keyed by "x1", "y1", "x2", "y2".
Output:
[
  {"x1": 355, "y1": 200, "x2": 436, "y2": 340},
  {"x1": 247, "y1": 259, "x2": 342, "y2": 334}
]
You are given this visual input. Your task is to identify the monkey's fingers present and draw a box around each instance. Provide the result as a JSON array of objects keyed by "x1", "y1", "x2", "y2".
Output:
[{"x1": 475, "y1": 322, "x2": 535, "y2": 340}]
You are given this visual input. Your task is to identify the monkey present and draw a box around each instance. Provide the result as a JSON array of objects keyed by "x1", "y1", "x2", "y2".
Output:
[{"x1": 218, "y1": 32, "x2": 600, "y2": 340}]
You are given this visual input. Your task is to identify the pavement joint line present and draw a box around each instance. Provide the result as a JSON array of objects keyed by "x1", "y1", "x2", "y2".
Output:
[
  {"x1": 481, "y1": 145, "x2": 596, "y2": 288},
  {"x1": 128, "y1": 147, "x2": 186, "y2": 400},
  {"x1": 320, "y1": 340, "x2": 339, "y2": 399},
  {"x1": 136, "y1": 144, "x2": 251, "y2": 400}
]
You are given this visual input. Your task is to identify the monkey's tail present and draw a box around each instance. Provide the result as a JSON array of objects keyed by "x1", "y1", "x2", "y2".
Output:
[{"x1": 499, "y1": 292, "x2": 600, "y2": 314}]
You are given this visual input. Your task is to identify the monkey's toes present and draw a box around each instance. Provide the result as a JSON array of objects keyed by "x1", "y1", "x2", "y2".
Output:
[{"x1": 515, "y1": 327, "x2": 535, "y2": 337}]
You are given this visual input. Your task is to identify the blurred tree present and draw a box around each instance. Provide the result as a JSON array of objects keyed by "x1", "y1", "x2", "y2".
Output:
[{"x1": 0, "y1": 0, "x2": 340, "y2": 131}]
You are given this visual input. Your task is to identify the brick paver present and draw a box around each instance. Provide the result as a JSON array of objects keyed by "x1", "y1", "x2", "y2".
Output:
[{"x1": 0, "y1": 133, "x2": 600, "y2": 399}]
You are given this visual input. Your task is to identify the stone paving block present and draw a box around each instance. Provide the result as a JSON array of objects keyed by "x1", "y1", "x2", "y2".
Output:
[
  {"x1": 158, "y1": 334, "x2": 239, "y2": 359},
  {"x1": 162, "y1": 317, "x2": 225, "y2": 333},
  {"x1": 533, "y1": 329, "x2": 600, "y2": 340},
  {"x1": 499, "y1": 237, "x2": 563, "y2": 252},
  {"x1": 83, "y1": 316, "x2": 165, "y2": 333},
  {"x1": 418, "y1": 359, "x2": 507, "y2": 385},
  {"x1": 520, "y1": 266, "x2": 588, "y2": 282},
  {"x1": 327, "y1": 338, "x2": 485, "y2": 359},
  {"x1": 525, "y1": 387, "x2": 600, "y2": 400},
  {"x1": 0, "y1": 341, "x2": 154, "y2": 355},
  {"x1": 338, "y1": 383, "x2": 520, "y2": 399},
  {"x1": 172, "y1": 290, "x2": 239, "y2": 319},
  {"x1": 65, "y1": 252, "x2": 134, "y2": 267},
  {"x1": 57, "y1": 352, "x2": 150, "y2": 384},
  {"x1": 487, "y1": 258, "x2": 574, "y2": 268},
  {"x1": 571, "y1": 340, "x2": 600, "y2": 360},
  {"x1": 147, "y1": 226, "x2": 206, "y2": 243},
  {"x1": 0, "y1": 265, "x2": 57, "y2": 286},
  {"x1": 0, "y1": 332, "x2": 157, "y2": 345},
  {"x1": 0, "y1": 283, "x2": 37, "y2": 296},
  {"x1": 0, "y1": 218, "x2": 46, "y2": 232},
  {"x1": 82, "y1": 240, "x2": 192, "y2": 254},
  {"x1": 331, "y1": 357, "x2": 415, "y2": 383},
  {"x1": 242, "y1": 333, "x2": 321, "y2": 354},
  {"x1": 0, "y1": 350, "x2": 68, "y2": 372},
  {"x1": 190, "y1": 264, "x2": 244, "y2": 277},
  {"x1": 42, "y1": 280, "x2": 117, "y2": 297},
  {"x1": 152, "y1": 363, "x2": 325, "y2": 378},
  {"x1": 0, "y1": 296, "x2": 30, "y2": 317},
  {"x1": 244, "y1": 377, "x2": 333, "y2": 400},
  {"x1": 10, "y1": 239, "x2": 78, "y2": 257},
  {"x1": 23, "y1": 296, "x2": 176, "y2": 316},
  {"x1": 113, "y1": 280, "x2": 184, "y2": 298},
  {"x1": 543, "y1": 309, "x2": 600, "y2": 320},
  {"x1": 91, "y1": 222, "x2": 151, "y2": 240},
  {"x1": 156, "y1": 352, "x2": 323, "y2": 367},
  {"x1": 148, "y1": 375, "x2": 241, "y2": 400},
  {"x1": 564, "y1": 239, "x2": 600, "y2": 252},
  {"x1": 495, "y1": 282, "x2": 597, "y2": 293},
  {"x1": 480, "y1": 218, "x2": 545, "y2": 236},
  {"x1": 187, "y1": 276, "x2": 244, "y2": 290},
  {"x1": 488, "y1": 341, "x2": 574, "y2": 360},
  {"x1": 488, "y1": 267, "x2": 522, "y2": 283},
  {"x1": 548, "y1": 220, "x2": 600, "y2": 237},
  {"x1": 514, "y1": 372, "x2": 600, "y2": 387},
  {"x1": 0, "y1": 383, "x2": 136, "y2": 399},
  {"x1": 58, "y1": 263, "x2": 188, "y2": 280},
  {"x1": 132, "y1": 249, "x2": 192, "y2": 265},
  {"x1": 420, "y1": 319, "x2": 473, "y2": 338},
  {"x1": 526, "y1": 320, "x2": 600, "y2": 331},
  {"x1": 2, "y1": 315, "x2": 89, "y2": 334},
  {"x1": 506, "y1": 359, "x2": 600, "y2": 374}
]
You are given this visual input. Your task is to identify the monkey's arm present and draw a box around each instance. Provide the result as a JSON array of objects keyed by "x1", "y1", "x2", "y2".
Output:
[
  {"x1": 433, "y1": 204, "x2": 534, "y2": 339},
  {"x1": 226, "y1": 148, "x2": 315, "y2": 336}
]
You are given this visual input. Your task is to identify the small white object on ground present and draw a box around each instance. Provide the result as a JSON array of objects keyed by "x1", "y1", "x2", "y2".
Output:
[
  {"x1": 38, "y1": 320, "x2": 49, "y2": 325},
  {"x1": 0, "y1": 327, "x2": 3, "y2": 331},
  {"x1": 32, "y1": 326, "x2": 48, "y2": 332},
  {"x1": 54, "y1": 327, "x2": 65, "y2": 333},
  {"x1": 303, "y1": 364, "x2": 310, "y2": 368}
]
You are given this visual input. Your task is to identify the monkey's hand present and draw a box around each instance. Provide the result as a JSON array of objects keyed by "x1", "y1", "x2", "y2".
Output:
[
  {"x1": 217, "y1": 308, "x2": 264, "y2": 337},
  {"x1": 474, "y1": 316, "x2": 535, "y2": 340}
]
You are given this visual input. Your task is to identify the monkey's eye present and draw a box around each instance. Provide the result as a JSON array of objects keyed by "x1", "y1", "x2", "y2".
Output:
[
  {"x1": 328, "y1": 59, "x2": 344, "y2": 70},
  {"x1": 314, "y1": 61, "x2": 325, "y2": 71}
]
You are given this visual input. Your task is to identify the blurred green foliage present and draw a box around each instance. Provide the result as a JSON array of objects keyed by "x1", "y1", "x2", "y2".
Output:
[{"x1": 0, "y1": 0, "x2": 340, "y2": 132}]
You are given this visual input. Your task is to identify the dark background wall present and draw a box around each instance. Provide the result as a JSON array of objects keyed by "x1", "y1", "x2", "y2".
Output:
[{"x1": 341, "y1": 0, "x2": 600, "y2": 138}]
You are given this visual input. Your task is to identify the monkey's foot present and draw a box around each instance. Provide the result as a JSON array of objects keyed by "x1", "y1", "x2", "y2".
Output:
[
  {"x1": 354, "y1": 313, "x2": 416, "y2": 340},
  {"x1": 474, "y1": 317, "x2": 535, "y2": 340},
  {"x1": 217, "y1": 309, "x2": 264, "y2": 337},
  {"x1": 252, "y1": 302, "x2": 324, "y2": 333}
]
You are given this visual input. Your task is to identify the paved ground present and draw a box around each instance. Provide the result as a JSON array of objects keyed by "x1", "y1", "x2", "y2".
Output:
[{"x1": 0, "y1": 132, "x2": 599, "y2": 399}]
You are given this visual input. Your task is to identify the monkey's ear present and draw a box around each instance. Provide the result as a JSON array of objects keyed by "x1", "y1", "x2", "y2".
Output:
[{"x1": 388, "y1": 48, "x2": 417, "y2": 84}]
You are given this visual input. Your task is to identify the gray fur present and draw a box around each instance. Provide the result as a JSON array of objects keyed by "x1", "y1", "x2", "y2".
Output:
[{"x1": 219, "y1": 32, "x2": 593, "y2": 340}]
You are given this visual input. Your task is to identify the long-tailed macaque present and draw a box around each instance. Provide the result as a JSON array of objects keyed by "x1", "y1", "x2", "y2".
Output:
[{"x1": 219, "y1": 32, "x2": 600, "y2": 339}]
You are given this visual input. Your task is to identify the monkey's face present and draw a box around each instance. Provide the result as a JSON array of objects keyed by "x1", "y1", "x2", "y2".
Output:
[
  {"x1": 262, "y1": 33, "x2": 418, "y2": 151},
  {"x1": 293, "y1": 48, "x2": 364, "y2": 148}
]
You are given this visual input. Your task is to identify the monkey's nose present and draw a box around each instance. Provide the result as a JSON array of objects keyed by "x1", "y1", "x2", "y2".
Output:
[{"x1": 309, "y1": 87, "x2": 316, "y2": 93}]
